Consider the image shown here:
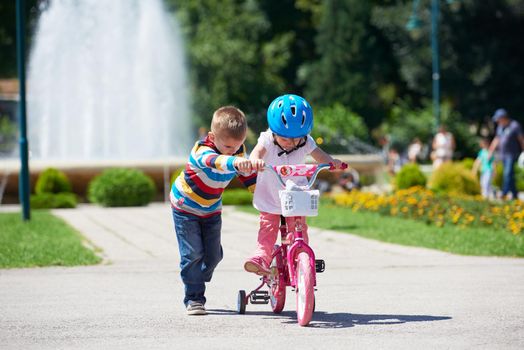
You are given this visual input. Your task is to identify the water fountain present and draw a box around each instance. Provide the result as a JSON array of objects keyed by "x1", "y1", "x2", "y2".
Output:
[
  {"x1": 27, "y1": 0, "x2": 192, "y2": 160},
  {"x1": 2, "y1": 0, "x2": 193, "y2": 203}
]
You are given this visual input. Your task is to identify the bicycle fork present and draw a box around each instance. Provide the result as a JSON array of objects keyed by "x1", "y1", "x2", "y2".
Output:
[{"x1": 286, "y1": 217, "x2": 317, "y2": 288}]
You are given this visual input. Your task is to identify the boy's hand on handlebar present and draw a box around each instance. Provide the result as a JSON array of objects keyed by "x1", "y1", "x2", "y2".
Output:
[
  {"x1": 234, "y1": 157, "x2": 252, "y2": 172},
  {"x1": 251, "y1": 159, "x2": 265, "y2": 172}
]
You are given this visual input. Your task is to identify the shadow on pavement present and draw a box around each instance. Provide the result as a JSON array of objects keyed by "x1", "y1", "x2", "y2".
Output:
[
  {"x1": 305, "y1": 312, "x2": 452, "y2": 329},
  {"x1": 225, "y1": 309, "x2": 451, "y2": 328}
]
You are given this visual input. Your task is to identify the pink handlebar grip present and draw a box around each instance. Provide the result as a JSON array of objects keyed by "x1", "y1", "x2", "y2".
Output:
[{"x1": 329, "y1": 162, "x2": 348, "y2": 170}]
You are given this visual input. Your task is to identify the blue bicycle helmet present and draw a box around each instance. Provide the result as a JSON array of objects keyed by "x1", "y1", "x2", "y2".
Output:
[{"x1": 267, "y1": 94, "x2": 313, "y2": 138}]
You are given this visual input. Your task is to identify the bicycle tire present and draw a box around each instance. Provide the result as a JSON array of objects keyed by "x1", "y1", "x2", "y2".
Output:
[{"x1": 295, "y1": 251, "x2": 314, "y2": 326}]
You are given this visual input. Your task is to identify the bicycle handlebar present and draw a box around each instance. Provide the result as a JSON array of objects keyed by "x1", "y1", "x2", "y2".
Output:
[{"x1": 263, "y1": 162, "x2": 348, "y2": 189}]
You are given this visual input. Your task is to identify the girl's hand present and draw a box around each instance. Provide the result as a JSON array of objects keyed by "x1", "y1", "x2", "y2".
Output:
[
  {"x1": 332, "y1": 159, "x2": 343, "y2": 169},
  {"x1": 251, "y1": 159, "x2": 265, "y2": 172},
  {"x1": 234, "y1": 157, "x2": 252, "y2": 172}
]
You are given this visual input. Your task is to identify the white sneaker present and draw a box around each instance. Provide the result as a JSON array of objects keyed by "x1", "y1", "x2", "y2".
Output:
[{"x1": 186, "y1": 302, "x2": 207, "y2": 315}]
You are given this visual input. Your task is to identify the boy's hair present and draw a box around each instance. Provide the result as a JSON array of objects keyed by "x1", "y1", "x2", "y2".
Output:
[{"x1": 211, "y1": 106, "x2": 247, "y2": 140}]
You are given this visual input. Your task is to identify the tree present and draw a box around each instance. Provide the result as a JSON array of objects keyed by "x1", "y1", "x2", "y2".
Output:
[
  {"x1": 304, "y1": 0, "x2": 400, "y2": 130},
  {"x1": 0, "y1": 0, "x2": 39, "y2": 78},
  {"x1": 372, "y1": 0, "x2": 524, "y2": 124},
  {"x1": 169, "y1": 0, "x2": 293, "y2": 132}
]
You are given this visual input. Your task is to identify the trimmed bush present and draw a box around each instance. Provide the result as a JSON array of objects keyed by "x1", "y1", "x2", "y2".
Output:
[
  {"x1": 87, "y1": 168, "x2": 156, "y2": 207},
  {"x1": 35, "y1": 168, "x2": 72, "y2": 194},
  {"x1": 461, "y1": 158, "x2": 475, "y2": 170},
  {"x1": 429, "y1": 162, "x2": 480, "y2": 195},
  {"x1": 395, "y1": 164, "x2": 427, "y2": 190},
  {"x1": 222, "y1": 189, "x2": 253, "y2": 205},
  {"x1": 30, "y1": 192, "x2": 77, "y2": 209}
]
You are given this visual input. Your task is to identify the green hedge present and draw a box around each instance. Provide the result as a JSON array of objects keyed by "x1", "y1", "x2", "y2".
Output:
[
  {"x1": 429, "y1": 162, "x2": 480, "y2": 196},
  {"x1": 87, "y1": 168, "x2": 156, "y2": 207},
  {"x1": 395, "y1": 163, "x2": 427, "y2": 190},
  {"x1": 30, "y1": 192, "x2": 78, "y2": 209},
  {"x1": 35, "y1": 168, "x2": 72, "y2": 194}
]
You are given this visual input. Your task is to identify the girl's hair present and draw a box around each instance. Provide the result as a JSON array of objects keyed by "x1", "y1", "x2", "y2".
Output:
[{"x1": 211, "y1": 106, "x2": 247, "y2": 140}]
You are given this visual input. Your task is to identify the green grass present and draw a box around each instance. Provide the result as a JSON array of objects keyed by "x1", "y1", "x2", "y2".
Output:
[
  {"x1": 236, "y1": 204, "x2": 524, "y2": 257},
  {"x1": 0, "y1": 211, "x2": 102, "y2": 268}
]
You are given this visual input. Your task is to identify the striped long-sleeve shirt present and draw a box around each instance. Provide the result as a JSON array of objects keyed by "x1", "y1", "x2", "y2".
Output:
[{"x1": 170, "y1": 137, "x2": 256, "y2": 217}]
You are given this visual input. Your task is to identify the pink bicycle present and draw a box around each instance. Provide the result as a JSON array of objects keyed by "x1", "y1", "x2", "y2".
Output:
[{"x1": 237, "y1": 162, "x2": 347, "y2": 326}]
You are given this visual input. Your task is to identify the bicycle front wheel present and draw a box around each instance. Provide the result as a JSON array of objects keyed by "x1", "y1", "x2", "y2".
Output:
[{"x1": 295, "y1": 251, "x2": 314, "y2": 326}]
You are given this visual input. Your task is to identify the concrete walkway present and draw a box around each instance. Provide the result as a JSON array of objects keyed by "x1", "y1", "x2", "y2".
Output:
[{"x1": 1, "y1": 203, "x2": 523, "y2": 349}]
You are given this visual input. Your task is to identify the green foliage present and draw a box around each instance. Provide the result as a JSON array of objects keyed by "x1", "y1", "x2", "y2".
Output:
[
  {"x1": 310, "y1": 103, "x2": 369, "y2": 153},
  {"x1": 372, "y1": 0, "x2": 524, "y2": 124},
  {"x1": 359, "y1": 173, "x2": 376, "y2": 187},
  {"x1": 0, "y1": 115, "x2": 16, "y2": 155},
  {"x1": 381, "y1": 99, "x2": 435, "y2": 151},
  {"x1": 395, "y1": 163, "x2": 427, "y2": 190},
  {"x1": 493, "y1": 163, "x2": 502, "y2": 189},
  {"x1": 305, "y1": 0, "x2": 398, "y2": 129},
  {"x1": 170, "y1": 167, "x2": 185, "y2": 186},
  {"x1": 87, "y1": 168, "x2": 156, "y2": 207},
  {"x1": 461, "y1": 158, "x2": 475, "y2": 170},
  {"x1": 312, "y1": 103, "x2": 368, "y2": 140},
  {"x1": 0, "y1": 211, "x2": 101, "y2": 268},
  {"x1": 222, "y1": 188, "x2": 253, "y2": 205},
  {"x1": 34, "y1": 168, "x2": 72, "y2": 194},
  {"x1": 30, "y1": 192, "x2": 77, "y2": 209},
  {"x1": 429, "y1": 162, "x2": 480, "y2": 195},
  {"x1": 172, "y1": 0, "x2": 291, "y2": 132},
  {"x1": 381, "y1": 100, "x2": 479, "y2": 158}
]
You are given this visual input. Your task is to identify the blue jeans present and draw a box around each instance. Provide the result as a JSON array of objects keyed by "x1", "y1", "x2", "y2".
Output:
[
  {"x1": 172, "y1": 209, "x2": 223, "y2": 306},
  {"x1": 502, "y1": 155, "x2": 518, "y2": 199}
]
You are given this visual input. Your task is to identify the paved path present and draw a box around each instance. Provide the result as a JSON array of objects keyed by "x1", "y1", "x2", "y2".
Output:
[{"x1": 1, "y1": 203, "x2": 523, "y2": 349}]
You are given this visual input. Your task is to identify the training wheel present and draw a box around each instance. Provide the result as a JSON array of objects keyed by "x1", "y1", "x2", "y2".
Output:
[{"x1": 237, "y1": 290, "x2": 247, "y2": 314}]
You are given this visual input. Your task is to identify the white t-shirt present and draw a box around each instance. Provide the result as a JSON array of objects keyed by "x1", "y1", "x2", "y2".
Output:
[
  {"x1": 434, "y1": 132, "x2": 453, "y2": 158},
  {"x1": 253, "y1": 130, "x2": 317, "y2": 214}
]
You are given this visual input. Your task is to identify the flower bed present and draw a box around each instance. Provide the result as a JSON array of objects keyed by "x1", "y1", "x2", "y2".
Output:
[{"x1": 332, "y1": 187, "x2": 523, "y2": 235}]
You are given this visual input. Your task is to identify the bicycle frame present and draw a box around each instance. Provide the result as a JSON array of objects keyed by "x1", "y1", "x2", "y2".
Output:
[
  {"x1": 238, "y1": 162, "x2": 347, "y2": 320},
  {"x1": 264, "y1": 163, "x2": 341, "y2": 288}
]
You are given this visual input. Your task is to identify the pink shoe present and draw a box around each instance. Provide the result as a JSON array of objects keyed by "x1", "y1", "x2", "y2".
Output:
[{"x1": 244, "y1": 256, "x2": 270, "y2": 276}]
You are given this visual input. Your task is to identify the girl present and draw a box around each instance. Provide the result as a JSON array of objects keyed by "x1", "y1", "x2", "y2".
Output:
[{"x1": 245, "y1": 94, "x2": 343, "y2": 275}]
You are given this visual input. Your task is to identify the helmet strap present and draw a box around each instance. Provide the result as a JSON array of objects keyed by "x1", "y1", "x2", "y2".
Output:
[{"x1": 273, "y1": 134, "x2": 307, "y2": 157}]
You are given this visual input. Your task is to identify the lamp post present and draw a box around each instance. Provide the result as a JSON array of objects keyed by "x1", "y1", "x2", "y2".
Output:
[
  {"x1": 407, "y1": 0, "x2": 456, "y2": 132},
  {"x1": 16, "y1": 0, "x2": 30, "y2": 221}
]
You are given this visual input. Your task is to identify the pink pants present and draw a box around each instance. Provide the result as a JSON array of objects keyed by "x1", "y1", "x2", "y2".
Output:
[{"x1": 253, "y1": 212, "x2": 309, "y2": 264}]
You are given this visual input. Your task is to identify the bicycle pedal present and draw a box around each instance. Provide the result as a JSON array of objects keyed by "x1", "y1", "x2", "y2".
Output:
[
  {"x1": 315, "y1": 259, "x2": 325, "y2": 273},
  {"x1": 249, "y1": 291, "x2": 269, "y2": 304}
]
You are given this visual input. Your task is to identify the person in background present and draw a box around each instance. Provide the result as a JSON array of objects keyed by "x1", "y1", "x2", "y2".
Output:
[
  {"x1": 472, "y1": 138, "x2": 495, "y2": 199},
  {"x1": 407, "y1": 137, "x2": 423, "y2": 163},
  {"x1": 431, "y1": 125, "x2": 455, "y2": 169},
  {"x1": 488, "y1": 108, "x2": 524, "y2": 200}
]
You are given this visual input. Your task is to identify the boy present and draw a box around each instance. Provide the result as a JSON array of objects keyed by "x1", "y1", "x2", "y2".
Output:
[{"x1": 171, "y1": 106, "x2": 256, "y2": 315}]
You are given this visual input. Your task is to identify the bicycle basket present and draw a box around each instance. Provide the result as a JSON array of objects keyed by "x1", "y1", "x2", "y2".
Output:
[{"x1": 279, "y1": 189, "x2": 320, "y2": 217}]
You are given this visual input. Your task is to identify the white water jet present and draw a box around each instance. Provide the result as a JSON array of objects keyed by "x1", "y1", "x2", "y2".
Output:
[{"x1": 27, "y1": 0, "x2": 192, "y2": 160}]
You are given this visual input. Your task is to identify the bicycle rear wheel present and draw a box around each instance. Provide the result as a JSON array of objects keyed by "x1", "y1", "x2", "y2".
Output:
[
  {"x1": 295, "y1": 251, "x2": 314, "y2": 326},
  {"x1": 269, "y1": 245, "x2": 286, "y2": 313}
]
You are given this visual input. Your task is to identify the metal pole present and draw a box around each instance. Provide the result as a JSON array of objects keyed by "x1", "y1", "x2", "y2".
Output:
[
  {"x1": 16, "y1": 0, "x2": 31, "y2": 221},
  {"x1": 431, "y1": 0, "x2": 441, "y2": 131}
]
